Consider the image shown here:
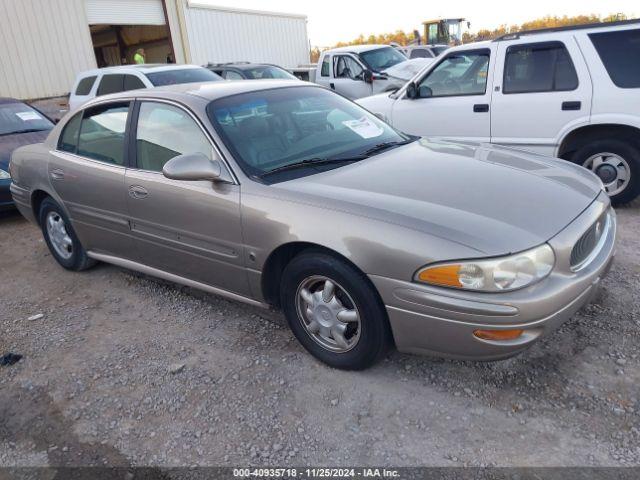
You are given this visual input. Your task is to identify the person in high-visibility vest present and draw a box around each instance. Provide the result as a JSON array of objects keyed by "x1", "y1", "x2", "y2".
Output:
[{"x1": 134, "y1": 48, "x2": 146, "y2": 64}]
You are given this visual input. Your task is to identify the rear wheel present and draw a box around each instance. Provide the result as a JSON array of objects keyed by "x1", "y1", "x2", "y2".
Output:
[
  {"x1": 39, "y1": 197, "x2": 95, "y2": 271},
  {"x1": 571, "y1": 139, "x2": 640, "y2": 205},
  {"x1": 280, "y1": 252, "x2": 391, "y2": 370}
]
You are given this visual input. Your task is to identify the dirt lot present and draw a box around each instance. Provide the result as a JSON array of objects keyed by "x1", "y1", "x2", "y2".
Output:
[{"x1": 1, "y1": 201, "x2": 639, "y2": 469}]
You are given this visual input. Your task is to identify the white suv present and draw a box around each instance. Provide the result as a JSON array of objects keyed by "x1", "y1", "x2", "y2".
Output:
[
  {"x1": 358, "y1": 21, "x2": 640, "y2": 204},
  {"x1": 69, "y1": 65, "x2": 222, "y2": 111}
]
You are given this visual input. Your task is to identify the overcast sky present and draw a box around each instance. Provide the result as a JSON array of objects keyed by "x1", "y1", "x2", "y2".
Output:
[{"x1": 196, "y1": 0, "x2": 637, "y2": 46}]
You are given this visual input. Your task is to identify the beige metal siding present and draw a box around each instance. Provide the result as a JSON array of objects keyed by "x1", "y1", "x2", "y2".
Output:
[
  {"x1": 182, "y1": 2, "x2": 309, "y2": 68},
  {"x1": 85, "y1": 0, "x2": 165, "y2": 25},
  {"x1": 0, "y1": 0, "x2": 96, "y2": 99}
]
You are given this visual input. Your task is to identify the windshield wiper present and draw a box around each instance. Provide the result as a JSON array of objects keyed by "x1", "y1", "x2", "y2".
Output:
[
  {"x1": 258, "y1": 156, "x2": 365, "y2": 178},
  {"x1": 0, "y1": 128, "x2": 46, "y2": 137},
  {"x1": 362, "y1": 138, "x2": 415, "y2": 156}
]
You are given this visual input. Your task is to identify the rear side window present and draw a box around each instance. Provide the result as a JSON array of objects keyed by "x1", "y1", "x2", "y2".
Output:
[
  {"x1": 97, "y1": 74, "x2": 125, "y2": 96},
  {"x1": 410, "y1": 49, "x2": 433, "y2": 59},
  {"x1": 75, "y1": 76, "x2": 97, "y2": 96},
  {"x1": 589, "y1": 29, "x2": 640, "y2": 88},
  {"x1": 77, "y1": 103, "x2": 129, "y2": 165},
  {"x1": 124, "y1": 74, "x2": 146, "y2": 91},
  {"x1": 321, "y1": 56, "x2": 330, "y2": 77},
  {"x1": 224, "y1": 70, "x2": 244, "y2": 80},
  {"x1": 503, "y1": 41, "x2": 578, "y2": 94},
  {"x1": 57, "y1": 112, "x2": 82, "y2": 153}
]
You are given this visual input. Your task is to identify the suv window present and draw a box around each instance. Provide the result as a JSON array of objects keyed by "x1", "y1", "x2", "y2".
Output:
[
  {"x1": 321, "y1": 56, "x2": 330, "y2": 77},
  {"x1": 124, "y1": 74, "x2": 146, "y2": 91},
  {"x1": 589, "y1": 29, "x2": 640, "y2": 88},
  {"x1": 224, "y1": 70, "x2": 244, "y2": 80},
  {"x1": 97, "y1": 74, "x2": 124, "y2": 96},
  {"x1": 77, "y1": 103, "x2": 129, "y2": 165},
  {"x1": 410, "y1": 49, "x2": 433, "y2": 59},
  {"x1": 75, "y1": 76, "x2": 97, "y2": 96},
  {"x1": 503, "y1": 41, "x2": 578, "y2": 94},
  {"x1": 58, "y1": 112, "x2": 82, "y2": 153},
  {"x1": 418, "y1": 49, "x2": 490, "y2": 97},
  {"x1": 135, "y1": 102, "x2": 212, "y2": 172}
]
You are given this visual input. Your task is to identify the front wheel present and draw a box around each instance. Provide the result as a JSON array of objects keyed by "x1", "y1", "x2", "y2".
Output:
[
  {"x1": 280, "y1": 252, "x2": 391, "y2": 370},
  {"x1": 571, "y1": 139, "x2": 640, "y2": 205}
]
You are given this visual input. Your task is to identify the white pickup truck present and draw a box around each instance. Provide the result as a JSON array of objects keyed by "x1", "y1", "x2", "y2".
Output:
[
  {"x1": 358, "y1": 21, "x2": 640, "y2": 204},
  {"x1": 314, "y1": 45, "x2": 432, "y2": 100}
]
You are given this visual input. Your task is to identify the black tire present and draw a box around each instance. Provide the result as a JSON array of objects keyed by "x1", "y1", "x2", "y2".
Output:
[
  {"x1": 280, "y1": 251, "x2": 391, "y2": 370},
  {"x1": 39, "y1": 197, "x2": 96, "y2": 271},
  {"x1": 571, "y1": 139, "x2": 640, "y2": 205}
]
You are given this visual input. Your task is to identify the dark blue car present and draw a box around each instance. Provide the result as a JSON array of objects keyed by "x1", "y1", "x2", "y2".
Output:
[{"x1": 0, "y1": 97, "x2": 54, "y2": 210}]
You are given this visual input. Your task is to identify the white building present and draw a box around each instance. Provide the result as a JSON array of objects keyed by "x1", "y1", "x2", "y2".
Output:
[{"x1": 0, "y1": 0, "x2": 310, "y2": 99}]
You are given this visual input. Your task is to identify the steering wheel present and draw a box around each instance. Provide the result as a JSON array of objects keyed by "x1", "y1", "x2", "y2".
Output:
[{"x1": 442, "y1": 77, "x2": 462, "y2": 94}]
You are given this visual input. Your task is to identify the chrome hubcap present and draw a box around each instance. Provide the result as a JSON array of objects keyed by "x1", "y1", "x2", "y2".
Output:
[
  {"x1": 583, "y1": 152, "x2": 630, "y2": 196},
  {"x1": 295, "y1": 276, "x2": 361, "y2": 353},
  {"x1": 46, "y1": 211, "x2": 73, "y2": 260}
]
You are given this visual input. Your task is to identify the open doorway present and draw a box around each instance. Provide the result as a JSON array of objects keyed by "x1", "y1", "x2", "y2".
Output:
[{"x1": 90, "y1": 24, "x2": 174, "y2": 67}]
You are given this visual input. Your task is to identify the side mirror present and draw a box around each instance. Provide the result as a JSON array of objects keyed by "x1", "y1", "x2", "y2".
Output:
[
  {"x1": 163, "y1": 153, "x2": 224, "y2": 182},
  {"x1": 363, "y1": 70, "x2": 373, "y2": 84},
  {"x1": 418, "y1": 85, "x2": 433, "y2": 98},
  {"x1": 406, "y1": 82, "x2": 418, "y2": 99}
]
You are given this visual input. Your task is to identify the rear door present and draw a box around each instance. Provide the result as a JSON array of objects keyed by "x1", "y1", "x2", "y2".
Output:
[
  {"x1": 390, "y1": 48, "x2": 493, "y2": 142},
  {"x1": 124, "y1": 99, "x2": 249, "y2": 295},
  {"x1": 490, "y1": 36, "x2": 592, "y2": 156},
  {"x1": 48, "y1": 101, "x2": 134, "y2": 258}
]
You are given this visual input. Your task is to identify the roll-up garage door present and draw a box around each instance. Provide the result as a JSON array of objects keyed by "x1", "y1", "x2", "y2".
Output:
[{"x1": 85, "y1": 0, "x2": 166, "y2": 25}]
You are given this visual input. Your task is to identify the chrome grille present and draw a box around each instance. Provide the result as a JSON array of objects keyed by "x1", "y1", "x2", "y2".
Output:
[{"x1": 570, "y1": 211, "x2": 609, "y2": 270}]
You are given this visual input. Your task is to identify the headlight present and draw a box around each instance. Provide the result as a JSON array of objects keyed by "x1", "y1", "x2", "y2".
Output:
[
  {"x1": 0, "y1": 168, "x2": 10, "y2": 180},
  {"x1": 415, "y1": 244, "x2": 555, "y2": 292}
]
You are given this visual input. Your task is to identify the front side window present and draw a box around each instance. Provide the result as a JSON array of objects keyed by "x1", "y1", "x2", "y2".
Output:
[
  {"x1": 75, "y1": 76, "x2": 97, "y2": 96},
  {"x1": 589, "y1": 29, "x2": 640, "y2": 88},
  {"x1": 503, "y1": 42, "x2": 578, "y2": 94},
  {"x1": 97, "y1": 74, "x2": 125, "y2": 96},
  {"x1": 77, "y1": 103, "x2": 129, "y2": 165},
  {"x1": 135, "y1": 102, "x2": 212, "y2": 172},
  {"x1": 57, "y1": 112, "x2": 82, "y2": 153},
  {"x1": 208, "y1": 86, "x2": 409, "y2": 181},
  {"x1": 418, "y1": 50, "x2": 490, "y2": 97},
  {"x1": 321, "y1": 56, "x2": 330, "y2": 77},
  {"x1": 145, "y1": 68, "x2": 222, "y2": 86},
  {"x1": 335, "y1": 56, "x2": 364, "y2": 79},
  {"x1": 0, "y1": 102, "x2": 54, "y2": 136},
  {"x1": 359, "y1": 46, "x2": 406, "y2": 72}
]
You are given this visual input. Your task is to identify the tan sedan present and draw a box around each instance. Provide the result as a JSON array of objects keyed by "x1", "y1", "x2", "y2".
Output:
[{"x1": 10, "y1": 81, "x2": 615, "y2": 369}]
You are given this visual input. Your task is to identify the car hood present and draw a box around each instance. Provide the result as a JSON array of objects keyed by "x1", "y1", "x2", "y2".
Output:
[
  {"x1": 275, "y1": 139, "x2": 603, "y2": 256},
  {"x1": 0, "y1": 130, "x2": 50, "y2": 169}
]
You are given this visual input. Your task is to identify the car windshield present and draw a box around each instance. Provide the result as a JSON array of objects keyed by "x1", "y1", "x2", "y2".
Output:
[
  {"x1": 145, "y1": 68, "x2": 222, "y2": 86},
  {"x1": 0, "y1": 102, "x2": 54, "y2": 136},
  {"x1": 359, "y1": 47, "x2": 407, "y2": 72},
  {"x1": 244, "y1": 66, "x2": 296, "y2": 80},
  {"x1": 208, "y1": 86, "x2": 410, "y2": 181}
]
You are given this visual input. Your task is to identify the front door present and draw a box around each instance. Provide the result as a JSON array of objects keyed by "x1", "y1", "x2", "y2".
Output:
[
  {"x1": 390, "y1": 48, "x2": 493, "y2": 142},
  {"x1": 124, "y1": 100, "x2": 249, "y2": 296},
  {"x1": 332, "y1": 54, "x2": 373, "y2": 100},
  {"x1": 490, "y1": 36, "x2": 592, "y2": 156},
  {"x1": 48, "y1": 102, "x2": 134, "y2": 259}
]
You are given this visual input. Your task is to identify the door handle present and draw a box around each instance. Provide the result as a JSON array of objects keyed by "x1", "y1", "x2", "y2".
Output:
[
  {"x1": 562, "y1": 101, "x2": 581, "y2": 111},
  {"x1": 329, "y1": 82, "x2": 335, "y2": 90},
  {"x1": 473, "y1": 104, "x2": 489, "y2": 113},
  {"x1": 50, "y1": 168, "x2": 64, "y2": 180},
  {"x1": 128, "y1": 185, "x2": 148, "y2": 199}
]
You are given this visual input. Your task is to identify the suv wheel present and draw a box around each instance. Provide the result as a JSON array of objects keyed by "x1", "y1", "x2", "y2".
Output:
[
  {"x1": 572, "y1": 139, "x2": 640, "y2": 205},
  {"x1": 280, "y1": 252, "x2": 391, "y2": 370},
  {"x1": 39, "y1": 197, "x2": 96, "y2": 271}
]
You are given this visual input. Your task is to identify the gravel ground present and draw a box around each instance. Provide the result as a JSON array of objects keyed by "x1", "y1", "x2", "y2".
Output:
[{"x1": 0, "y1": 201, "x2": 639, "y2": 469}]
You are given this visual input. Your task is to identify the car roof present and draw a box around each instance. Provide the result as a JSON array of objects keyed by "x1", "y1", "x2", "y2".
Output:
[
  {"x1": 327, "y1": 44, "x2": 391, "y2": 54},
  {"x1": 82, "y1": 79, "x2": 316, "y2": 107},
  {"x1": 76, "y1": 64, "x2": 206, "y2": 78}
]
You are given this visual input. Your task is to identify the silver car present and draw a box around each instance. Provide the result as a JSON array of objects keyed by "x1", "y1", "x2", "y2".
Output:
[{"x1": 10, "y1": 81, "x2": 616, "y2": 370}]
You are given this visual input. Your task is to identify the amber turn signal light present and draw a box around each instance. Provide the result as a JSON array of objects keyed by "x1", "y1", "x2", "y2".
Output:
[
  {"x1": 473, "y1": 329, "x2": 524, "y2": 341},
  {"x1": 417, "y1": 265, "x2": 462, "y2": 287}
]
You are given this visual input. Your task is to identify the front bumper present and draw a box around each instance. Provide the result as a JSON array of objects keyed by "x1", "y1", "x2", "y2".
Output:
[{"x1": 372, "y1": 193, "x2": 616, "y2": 360}]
